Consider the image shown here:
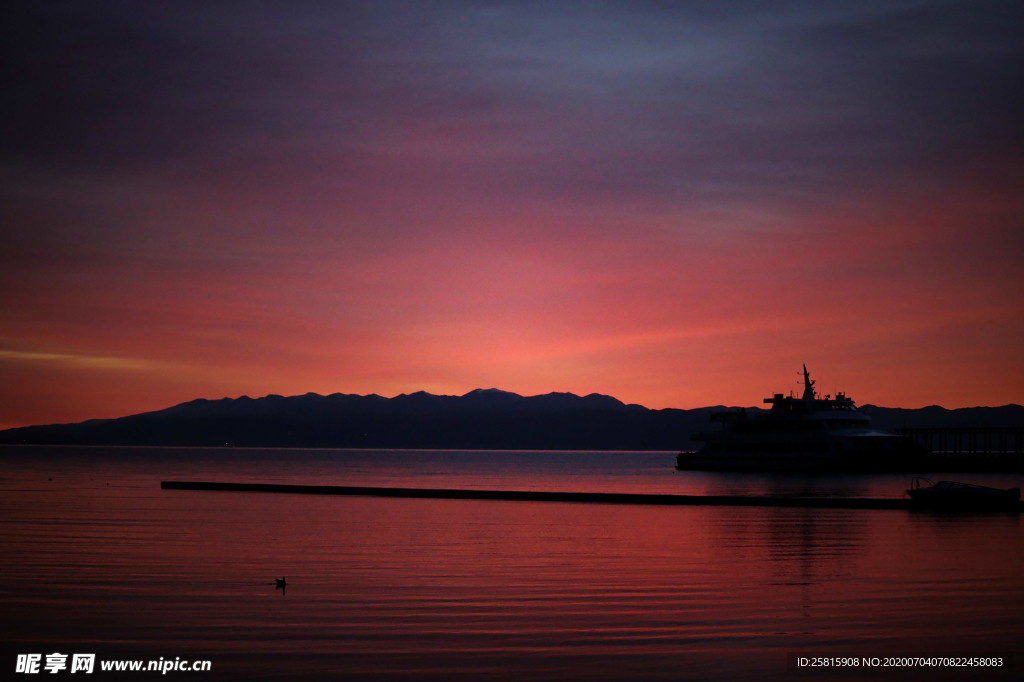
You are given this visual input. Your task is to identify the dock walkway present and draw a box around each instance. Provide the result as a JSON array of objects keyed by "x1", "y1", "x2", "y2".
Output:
[{"x1": 161, "y1": 480, "x2": 1023, "y2": 511}]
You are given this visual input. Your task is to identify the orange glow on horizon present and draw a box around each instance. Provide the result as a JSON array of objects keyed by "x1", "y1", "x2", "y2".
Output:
[{"x1": 2, "y1": 180, "x2": 1021, "y2": 430}]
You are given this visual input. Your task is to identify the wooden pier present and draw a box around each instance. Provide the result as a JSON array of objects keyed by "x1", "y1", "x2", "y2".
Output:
[
  {"x1": 161, "y1": 480, "x2": 1023, "y2": 511},
  {"x1": 898, "y1": 427, "x2": 1023, "y2": 456}
]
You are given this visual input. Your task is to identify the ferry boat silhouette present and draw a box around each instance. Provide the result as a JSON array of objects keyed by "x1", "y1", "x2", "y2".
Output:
[{"x1": 677, "y1": 366, "x2": 928, "y2": 472}]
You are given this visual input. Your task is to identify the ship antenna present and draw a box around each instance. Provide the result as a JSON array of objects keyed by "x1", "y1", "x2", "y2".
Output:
[{"x1": 802, "y1": 364, "x2": 816, "y2": 400}]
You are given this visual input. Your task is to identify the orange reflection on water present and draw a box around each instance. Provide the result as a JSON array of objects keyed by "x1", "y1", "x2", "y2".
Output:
[{"x1": 1, "y1": 450, "x2": 1022, "y2": 680}]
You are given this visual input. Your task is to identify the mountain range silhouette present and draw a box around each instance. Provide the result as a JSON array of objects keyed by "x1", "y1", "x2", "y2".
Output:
[{"x1": 1, "y1": 389, "x2": 1021, "y2": 449}]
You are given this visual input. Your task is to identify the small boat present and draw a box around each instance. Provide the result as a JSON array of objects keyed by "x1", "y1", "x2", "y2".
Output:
[{"x1": 906, "y1": 478, "x2": 1020, "y2": 510}]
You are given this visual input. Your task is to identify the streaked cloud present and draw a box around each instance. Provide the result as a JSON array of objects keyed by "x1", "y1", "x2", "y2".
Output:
[{"x1": 0, "y1": 349, "x2": 167, "y2": 372}]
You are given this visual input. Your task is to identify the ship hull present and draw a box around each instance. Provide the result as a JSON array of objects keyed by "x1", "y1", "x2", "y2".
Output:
[
  {"x1": 676, "y1": 450, "x2": 928, "y2": 473},
  {"x1": 676, "y1": 434, "x2": 931, "y2": 473}
]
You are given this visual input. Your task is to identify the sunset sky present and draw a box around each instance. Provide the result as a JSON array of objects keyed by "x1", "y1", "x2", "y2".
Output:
[{"x1": 2, "y1": 1, "x2": 1022, "y2": 429}]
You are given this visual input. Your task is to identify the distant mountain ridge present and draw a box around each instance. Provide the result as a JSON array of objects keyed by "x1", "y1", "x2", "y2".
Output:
[
  {"x1": 860, "y1": 404, "x2": 1024, "y2": 430},
  {"x1": 1, "y1": 389, "x2": 1021, "y2": 450}
]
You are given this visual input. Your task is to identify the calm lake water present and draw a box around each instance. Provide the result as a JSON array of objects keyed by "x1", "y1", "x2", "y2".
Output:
[{"x1": 1, "y1": 446, "x2": 1021, "y2": 680}]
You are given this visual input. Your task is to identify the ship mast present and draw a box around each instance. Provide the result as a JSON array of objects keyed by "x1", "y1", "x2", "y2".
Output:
[{"x1": 801, "y1": 364, "x2": 816, "y2": 400}]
